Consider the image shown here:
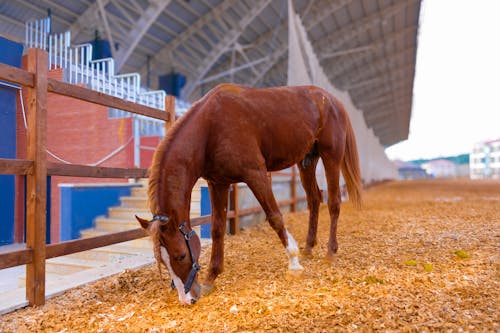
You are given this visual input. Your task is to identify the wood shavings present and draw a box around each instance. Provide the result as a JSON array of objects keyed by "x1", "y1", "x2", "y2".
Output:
[{"x1": 0, "y1": 179, "x2": 498, "y2": 332}]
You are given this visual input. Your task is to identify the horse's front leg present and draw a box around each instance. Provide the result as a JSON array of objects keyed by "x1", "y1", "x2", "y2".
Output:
[
  {"x1": 244, "y1": 169, "x2": 304, "y2": 273},
  {"x1": 203, "y1": 182, "x2": 230, "y2": 294}
]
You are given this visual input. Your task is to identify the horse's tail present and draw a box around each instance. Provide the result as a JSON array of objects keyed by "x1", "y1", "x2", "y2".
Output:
[{"x1": 341, "y1": 110, "x2": 363, "y2": 209}]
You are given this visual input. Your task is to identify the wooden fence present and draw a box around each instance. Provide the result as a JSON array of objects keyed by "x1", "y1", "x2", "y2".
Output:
[{"x1": 0, "y1": 49, "x2": 306, "y2": 307}]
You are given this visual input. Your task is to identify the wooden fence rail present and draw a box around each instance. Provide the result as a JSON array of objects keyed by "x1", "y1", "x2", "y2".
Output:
[{"x1": 0, "y1": 48, "x2": 305, "y2": 307}]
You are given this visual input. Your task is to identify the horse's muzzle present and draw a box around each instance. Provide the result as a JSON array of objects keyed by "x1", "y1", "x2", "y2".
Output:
[{"x1": 190, "y1": 282, "x2": 201, "y2": 303}]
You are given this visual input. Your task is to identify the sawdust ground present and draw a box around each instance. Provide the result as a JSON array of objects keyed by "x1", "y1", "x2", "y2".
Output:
[{"x1": 0, "y1": 179, "x2": 498, "y2": 332}]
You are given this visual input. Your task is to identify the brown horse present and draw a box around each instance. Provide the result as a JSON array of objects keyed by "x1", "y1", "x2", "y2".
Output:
[{"x1": 136, "y1": 84, "x2": 362, "y2": 305}]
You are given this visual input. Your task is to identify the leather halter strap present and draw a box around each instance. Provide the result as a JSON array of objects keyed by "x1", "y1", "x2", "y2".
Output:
[
  {"x1": 153, "y1": 215, "x2": 200, "y2": 294},
  {"x1": 178, "y1": 222, "x2": 201, "y2": 294}
]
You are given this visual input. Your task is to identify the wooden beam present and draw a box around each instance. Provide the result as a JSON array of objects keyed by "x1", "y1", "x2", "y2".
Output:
[
  {"x1": 0, "y1": 248, "x2": 33, "y2": 269},
  {"x1": 165, "y1": 95, "x2": 176, "y2": 132},
  {"x1": 46, "y1": 229, "x2": 147, "y2": 259},
  {"x1": 190, "y1": 215, "x2": 211, "y2": 227},
  {"x1": 0, "y1": 63, "x2": 34, "y2": 87},
  {"x1": 47, "y1": 78, "x2": 170, "y2": 121},
  {"x1": 25, "y1": 48, "x2": 48, "y2": 306},
  {"x1": 47, "y1": 162, "x2": 149, "y2": 178},
  {"x1": 0, "y1": 158, "x2": 33, "y2": 175}
]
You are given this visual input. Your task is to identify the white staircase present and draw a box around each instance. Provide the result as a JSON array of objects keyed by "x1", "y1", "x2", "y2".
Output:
[{"x1": 79, "y1": 178, "x2": 202, "y2": 248}]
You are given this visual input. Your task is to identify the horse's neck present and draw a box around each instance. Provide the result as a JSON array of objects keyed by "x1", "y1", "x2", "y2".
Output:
[{"x1": 156, "y1": 131, "x2": 202, "y2": 221}]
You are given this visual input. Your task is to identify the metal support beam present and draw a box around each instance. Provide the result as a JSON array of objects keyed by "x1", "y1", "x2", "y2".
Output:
[
  {"x1": 183, "y1": 0, "x2": 273, "y2": 99},
  {"x1": 198, "y1": 56, "x2": 269, "y2": 85},
  {"x1": 319, "y1": 45, "x2": 374, "y2": 61},
  {"x1": 138, "y1": 0, "x2": 241, "y2": 79},
  {"x1": 70, "y1": 0, "x2": 110, "y2": 41},
  {"x1": 96, "y1": 0, "x2": 116, "y2": 58},
  {"x1": 115, "y1": 0, "x2": 172, "y2": 71},
  {"x1": 314, "y1": 0, "x2": 419, "y2": 57},
  {"x1": 322, "y1": 26, "x2": 418, "y2": 81}
]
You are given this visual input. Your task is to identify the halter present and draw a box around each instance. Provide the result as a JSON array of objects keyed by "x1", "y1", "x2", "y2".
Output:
[
  {"x1": 152, "y1": 215, "x2": 201, "y2": 294},
  {"x1": 178, "y1": 222, "x2": 201, "y2": 294}
]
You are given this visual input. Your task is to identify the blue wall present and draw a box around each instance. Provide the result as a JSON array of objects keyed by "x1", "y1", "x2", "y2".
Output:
[
  {"x1": 60, "y1": 184, "x2": 136, "y2": 241},
  {"x1": 0, "y1": 36, "x2": 23, "y2": 245},
  {"x1": 200, "y1": 186, "x2": 211, "y2": 238}
]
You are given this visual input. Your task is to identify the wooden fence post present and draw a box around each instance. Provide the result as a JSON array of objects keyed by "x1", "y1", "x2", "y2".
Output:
[
  {"x1": 291, "y1": 166, "x2": 297, "y2": 212},
  {"x1": 25, "y1": 48, "x2": 48, "y2": 306},
  {"x1": 229, "y1": 183, "x2": 239, "y2": 235},
  {"x1": 165, "y1": 95, "x2": 176, "y2": 131}
]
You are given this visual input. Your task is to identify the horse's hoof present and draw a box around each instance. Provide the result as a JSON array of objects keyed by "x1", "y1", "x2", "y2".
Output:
[
  {"x1": 324, "y1": 252, "x2": 336, "y2": 263},
  {"x1": 300, "y1": 248, "x2": 313, "y2": 259},
  {"x1": 201, "y1": 283, "x2": 214, "y2": 296},
  {"x1": 286, "y1": 269, "x2": 304, "y2": 280}
]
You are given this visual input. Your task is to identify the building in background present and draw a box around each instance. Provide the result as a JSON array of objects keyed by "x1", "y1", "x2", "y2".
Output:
[
  {"x1": 421, "y1": 159, "x2": 458, "y2": 178},
  {"x1": 470, "y1": 139, "x2": 500, "y2": 179},
  {"x1": 394, "y1": 160, "x2": 429, "y2": 180},
  {"x1": 410, "y1": 154, "x2": 469, "y2": 179}
]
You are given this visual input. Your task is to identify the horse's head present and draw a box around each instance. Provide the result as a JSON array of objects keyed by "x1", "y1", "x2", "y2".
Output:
[{"x1": 136, "y1": 214, "x2": 201, "y2": 305}]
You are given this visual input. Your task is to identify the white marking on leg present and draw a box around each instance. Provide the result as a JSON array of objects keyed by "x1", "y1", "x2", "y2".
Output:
[
  {"x1": 160, "y1": 247, "x2": 195, "y2": 305},
  {"x1": 286, "y1": 230, "x2": 304, "y2": 271}
]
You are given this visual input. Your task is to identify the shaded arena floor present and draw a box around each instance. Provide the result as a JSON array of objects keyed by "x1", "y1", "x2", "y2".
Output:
[{"x1": 0, "y1": 179, "x2": 498, "y2": 332}]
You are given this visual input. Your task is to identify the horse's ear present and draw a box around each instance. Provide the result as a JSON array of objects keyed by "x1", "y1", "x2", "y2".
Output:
[{"x1": 135, "y1": 215, "x2": 151, "y2": 229}]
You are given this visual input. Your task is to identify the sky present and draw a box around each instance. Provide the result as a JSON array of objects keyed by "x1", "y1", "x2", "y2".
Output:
[{"x1": 384, "y1": 0, "x2": 500, "y2": 161}]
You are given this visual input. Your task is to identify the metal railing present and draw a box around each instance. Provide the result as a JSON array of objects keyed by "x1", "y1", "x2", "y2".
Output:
[
  {"x1": 25, "y1": 17, "x2": 167, "y2": 113},
  {"x1": 25, "y1": 16, "x2": 51, "y2": 50}
]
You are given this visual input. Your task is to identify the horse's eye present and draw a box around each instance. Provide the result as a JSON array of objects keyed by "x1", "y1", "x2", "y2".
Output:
[{"x1": 176, "y1": 254, "x2": 186, "y2": 262}]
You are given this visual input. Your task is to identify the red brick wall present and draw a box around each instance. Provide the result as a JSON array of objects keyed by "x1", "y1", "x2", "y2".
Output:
[
  {"x1": 140, "y1": 136, "x2": 161, "y2": 168},
  {"x1": 46, "y1": 69, "x2": 134, "y2": 242}
]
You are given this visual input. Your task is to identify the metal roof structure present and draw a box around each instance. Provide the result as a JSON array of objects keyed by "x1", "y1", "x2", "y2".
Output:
[{"x1": 0, "y1": 0, "x2": 422, "y2": 146}]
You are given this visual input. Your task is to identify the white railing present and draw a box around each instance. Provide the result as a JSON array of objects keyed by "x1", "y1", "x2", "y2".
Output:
[
  {"x1": 67, "y1": 43, "x2": 93, "y2": 84},
  {"x1": 24, "y1": 16, "x2": 167, "y2": 113},
  {"x1": 25, "y1": 17, "x2": 51, "y2": 50},
  {"x1": 47, "y1": 32, "x2": 71, "y2": 69}
]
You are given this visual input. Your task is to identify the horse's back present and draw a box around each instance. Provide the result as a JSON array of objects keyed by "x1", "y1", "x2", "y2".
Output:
[{"x1": 201, "y1": 85, "x2": 332, "y2": 175}]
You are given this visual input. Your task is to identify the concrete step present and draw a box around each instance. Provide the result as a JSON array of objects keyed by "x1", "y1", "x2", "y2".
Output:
[
  {"x1": 135, "y1": 178, "x2": 149, "y2": 186},
  {"x1": 80, "y1": 228, "x2": 152, "y2": 249},
  {"x1": 69, "y1": 245, "x2": 153, "y2": 262},
  {"x1": 131, "y1": 186, "x2": 148, "y2": 196},
  {"x1": 18, "y1": 257, "x2": 106, "y2": 286},
  {"x1": 191, "y1": 191, "x2": 201, "y2": 201},
  {"x1": 131, "y1": 186, "x2": 202, "y2": 199},
  {"x1": 11, "y1": 247, "x2": 156, "y2": 313},
  {"x1": 120, "y1": 196, "x2": 148, "y2": 208},
  {"x1": 107, "y1": 206, "x2": 200, "y2": 221},
  {"x1": 46, "y1": 257, "x2": 105, "y2": 275},
  {"x1": 108, "y1": 207, "x2": 152, "y2": 219},
  {"x1": 94, "y1": 216, "x2": 140, "y2": 232},
  {"x1": 80, "y1": 228, "x2": 110, "y2": 238},
  {"x1": 190, "y1": 204, "x2": 201, "y2": 215}
]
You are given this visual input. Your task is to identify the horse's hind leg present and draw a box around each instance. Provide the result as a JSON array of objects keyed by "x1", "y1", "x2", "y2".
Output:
[
  {"x1": 243, "y1": 169, "x2": 303, "y2": 272},
  {"x1": 203, "y1": 181, "x2": 230, "y2": 293},
  {"x1": 297, "y1": 157, "x2": 321, "y2": 257},
  {"x1": 319, "y1": 149, "x2": 343, "y2": 261}
]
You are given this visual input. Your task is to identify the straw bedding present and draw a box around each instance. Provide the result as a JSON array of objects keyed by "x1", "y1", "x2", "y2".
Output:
[{"x1": 0, "y1": 179, "x2": 498, "y2": 332}]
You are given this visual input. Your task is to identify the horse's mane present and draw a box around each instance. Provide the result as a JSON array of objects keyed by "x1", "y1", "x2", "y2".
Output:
[
  {"x1": 147, "y1": 123, "x2": 176, "y2": 215},
  {"x1": 148, "y1": 93, "x2": 213, "y2": 215},
  {"x1": 148, "y1": 219, "x2": 165, "y2": 277},
  {"x1": 148, "y1": 112, "x2": 188, "y2": 215}
]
